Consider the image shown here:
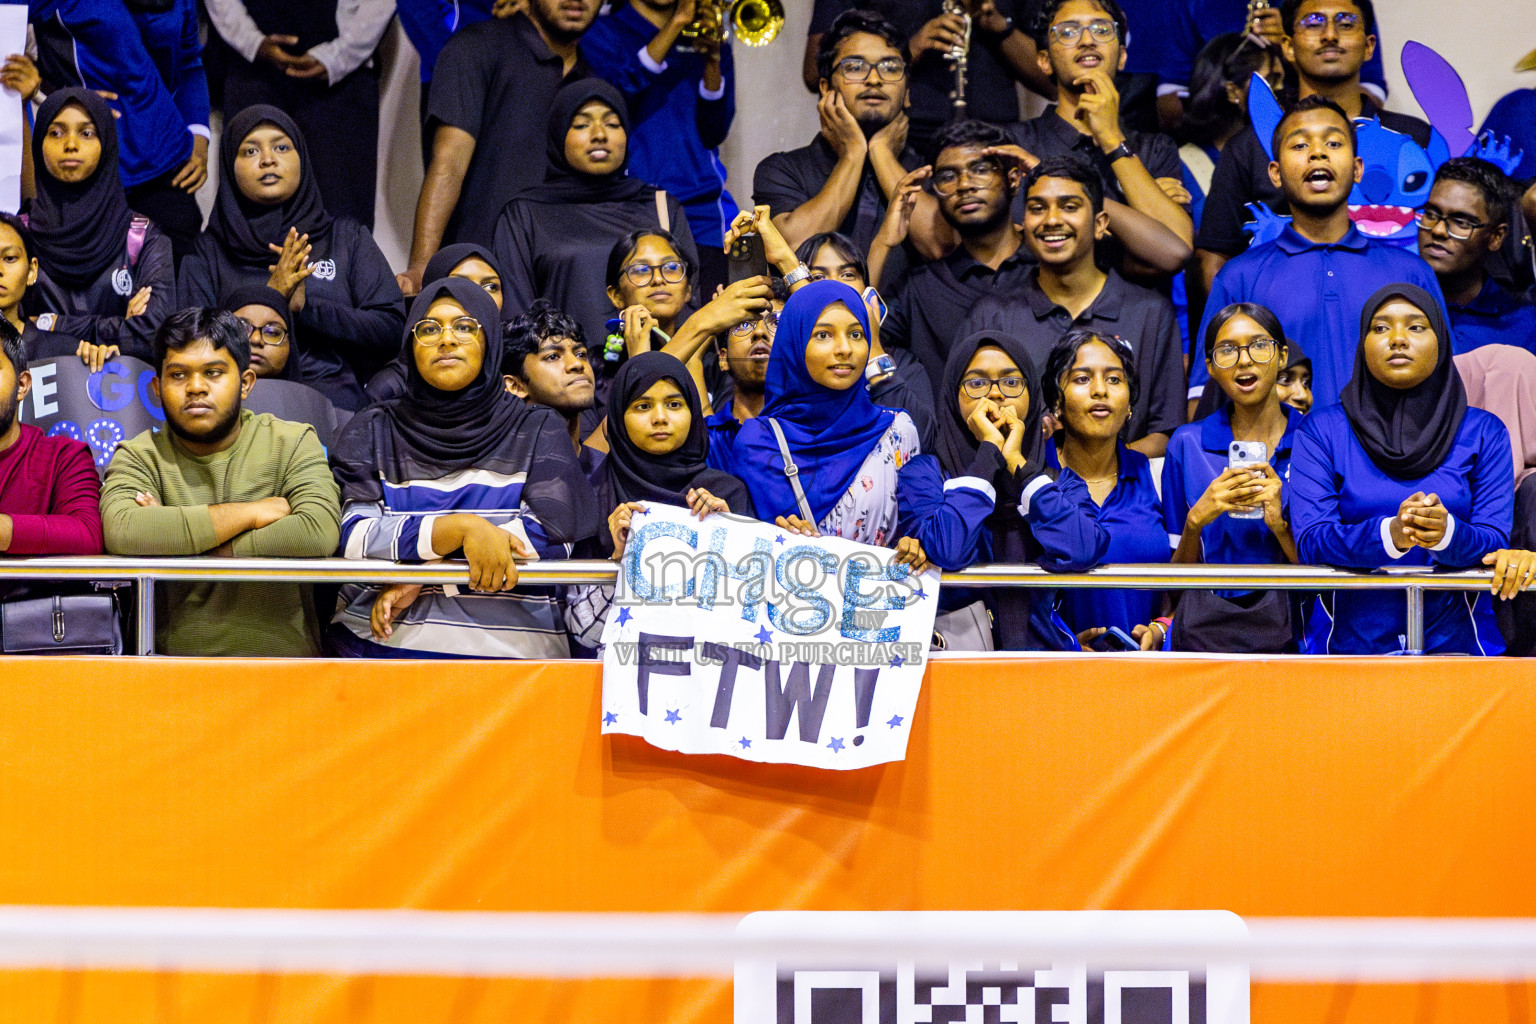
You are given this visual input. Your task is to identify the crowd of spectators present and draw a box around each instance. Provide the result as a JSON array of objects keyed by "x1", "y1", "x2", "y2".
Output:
[{"x1": 2, "y1": 0, "x2": 1536, "y2": 657}]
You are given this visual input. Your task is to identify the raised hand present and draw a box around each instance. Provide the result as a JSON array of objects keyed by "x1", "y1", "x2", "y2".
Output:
[
  {"x1": 869, "y1": 109, "x2": 909, "y2": 159},
  {"x1": 877, "y1": 165, "x2": 930, "y2": 248},
  {"x1": 965, "y1": 397, "x2": 1006, "y2": 447},
  {"x1": 1072, "y1": 68, "x2": 1125, "y2": 151},
  {"x1": 0, "y1": 54, "x2": 39, "y2": 100},
  {"x1": 817, "y1": 89, "x2": 867, "y2": 162},
  {"x1": 909, "y1": 10, "x2": 967, "y2": 59},
  {"x1": 266, "y1": 228, "x2": 314, "y2": 308}
]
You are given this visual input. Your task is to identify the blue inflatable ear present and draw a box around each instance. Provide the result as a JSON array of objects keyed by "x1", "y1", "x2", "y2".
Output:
[
  {"x1": 1401, "y1": 40, "x2": 1475, "y2": 158},
  {"x1": 1248, "y1": 71, "x2": 1284, "y2": 161}
]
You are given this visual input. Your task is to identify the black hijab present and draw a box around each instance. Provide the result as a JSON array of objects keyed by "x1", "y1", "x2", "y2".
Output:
[
  {"x1": 29, "y1": 89, "x2": 134, "y2": 288},
  {"x1": 220, "y1": 284, "x2": 302, "y2": 381},
  {"x1": 518, "y1": 79, "x2": 651, "y2": 205},
  {"x1": 423, "y1": 243, "x2": 509, "y2": 292},
  {"x1": 207, "y1": 105, "x2": 334, "y2": 269},
  {"x1": 937, "y1": 330, "x2": 1048, "y2": 483},
  {"x1": 387, "y1": 277, "x2": 533, "y2": 471},
  {"x1": 600, "y1": 351, "x2": 752, "y2": 517},
  {"x1": 1342, "y1": 283, "x2": 1467, "y2": 479}
]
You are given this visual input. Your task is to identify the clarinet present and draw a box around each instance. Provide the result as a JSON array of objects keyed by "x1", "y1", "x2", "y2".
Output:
[{"x1": 941, "y1": 0, "x2": 971, "y2": 118}]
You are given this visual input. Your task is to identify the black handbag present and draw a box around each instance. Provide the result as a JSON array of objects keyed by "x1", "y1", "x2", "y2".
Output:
[
  {"x1": 1169, "y1": 588, "x2": 1292, "y2": 654},
  {"x1": 1, "y1": 593, "x2": 122, "y2": 655}
]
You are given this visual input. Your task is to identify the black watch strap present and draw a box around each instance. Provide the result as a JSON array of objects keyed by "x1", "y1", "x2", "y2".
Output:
[{"x1": 1105, "y1": 141, "x2": 1135, "y2": 164}]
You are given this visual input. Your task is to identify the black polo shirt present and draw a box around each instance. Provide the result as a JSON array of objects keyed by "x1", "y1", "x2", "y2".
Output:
[
  {"x1": 1196, "y1": 106, "x2": 1433, "y2": 257},
  {"x1": 809, "y1": 0, "x2": 1035, "y2": 145},
  {"x1": 1005, "y1": 107, "x2": 1183, "y2": 203},
  {"x1": 753, "y1": 134, "x2": 924, "y2": 287},
  {"x1": 880, "y1": 242, "x2": 1036, "y2": 387},
  {"x1": 427, "y1": 14, "x2": 589, "y2": 247},
  {"x1": 957, "y1": 268, "x2": 1187, "y2": 443}
]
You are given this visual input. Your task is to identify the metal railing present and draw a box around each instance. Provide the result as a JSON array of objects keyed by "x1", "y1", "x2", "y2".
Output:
[{"x1": 0, "y1": 557, "x2": 1500, "y2": 656}]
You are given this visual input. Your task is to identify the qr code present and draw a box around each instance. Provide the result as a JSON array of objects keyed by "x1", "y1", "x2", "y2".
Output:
[
  {"x1": 774, "y1": 964, "x2": 1202, "y2": 1024},
  {"x1": 734, "y1": 912, "x2": 1246, "y2": 1024}
]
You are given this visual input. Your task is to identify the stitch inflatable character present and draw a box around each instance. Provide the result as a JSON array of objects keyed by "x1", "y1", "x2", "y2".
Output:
[{"x1": 1242, "y1": 42, "x2": 1524, "y2": 248}]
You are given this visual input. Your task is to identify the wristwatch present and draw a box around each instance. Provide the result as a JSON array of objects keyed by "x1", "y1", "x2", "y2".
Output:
[
  {"x1": 1104, "y1": 141, "x2": 1136, "y2": 164},
  {"x1": 782, "y1": 263, "x2": 811, "y2": 288},
  {"x1": 865, "y1": 353, "x2": 896, "y2": 383}
]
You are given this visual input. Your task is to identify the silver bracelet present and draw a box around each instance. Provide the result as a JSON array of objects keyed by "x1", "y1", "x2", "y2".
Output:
[{"x1": 782, "y1": 263, "x2": 811, "y2": 288}]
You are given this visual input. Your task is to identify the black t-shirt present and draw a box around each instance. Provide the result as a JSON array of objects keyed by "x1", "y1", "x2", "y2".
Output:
[
  {"x1": 809, "y1": 0, "x2": 1034, "y2": 136},
  {"x1": 752, "y1": 134, "x2": 924, "y2": 288},
  {"x1": 426, "y1": 14, "x2": 589, "y2": 247},
  {"x1": 1196, "y1": 106, "x2": 1434, "y2": 257}
]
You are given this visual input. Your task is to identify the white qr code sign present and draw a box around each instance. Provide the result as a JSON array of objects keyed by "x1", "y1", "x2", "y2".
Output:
[{"x1": 734, "y1": 911, "x2": 1248, "y2": 1024}]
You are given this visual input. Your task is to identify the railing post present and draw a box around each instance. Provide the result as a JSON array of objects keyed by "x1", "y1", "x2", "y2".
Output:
[
  {"x1": 135, "y1": 576, "x2": 154, "y2": 656},
  {"x1": 1405, "y1": 585, "x2": 1425, "y2": 655}
]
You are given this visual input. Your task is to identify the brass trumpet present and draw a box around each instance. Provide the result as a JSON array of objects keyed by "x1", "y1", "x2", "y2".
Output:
[{"x1": 679, "y1": 0, "x2": 785, "y2": 48}]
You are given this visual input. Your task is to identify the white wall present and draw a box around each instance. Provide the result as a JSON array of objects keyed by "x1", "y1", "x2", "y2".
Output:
[{"x1": 349, "y1": 1, "x2": 1536, "y2": 270}]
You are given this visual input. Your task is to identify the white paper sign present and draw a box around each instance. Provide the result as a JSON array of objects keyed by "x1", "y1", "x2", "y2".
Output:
[
  {"x1": 0, "y1": 5, "x2": 27, "y2": 213},
  {"x1": 599, "y1": 502, "x2": 940, "y2": 770}
]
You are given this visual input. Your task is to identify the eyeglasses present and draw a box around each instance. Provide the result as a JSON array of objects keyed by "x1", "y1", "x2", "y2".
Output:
[
  {"x1": 961, "y1": 375, "x2": 1027, "y2": 399},
  {"x1": 412, "y1": 316, "x2": 482, "y2": 346},
  {"x1": 235, "y1": 317, "x2": 288, "y2": 347},
  {"x1": 832, "y1": 56, "x2": 906, "y2": 83},
  {"x1": 1294, "y1": 11, "x2": 1362, "y2": 33},
  {"x1": 930, "y1": 157, "x2": 1003, "y2": 196},
  {"x1": 729, "y1": 311, "x2": 779, "y2": 336},
  {"x1": 621, "y1": 260, "x2": 688, "y2": 287},
  {"x1": 1415, "y1": 206, "x2": 1488, "y2": 240},
  {"x1": 1047, "y1": 19, "x2": 1117, "y2": 46},
  {"x1": 1211, "y1": 338, "x2": 1278, "y2": 368}
]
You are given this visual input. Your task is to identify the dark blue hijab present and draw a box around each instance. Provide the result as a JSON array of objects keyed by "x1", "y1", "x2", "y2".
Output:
[{"x1": 732, "y1": 280, "x2": 895, "y2": 523}]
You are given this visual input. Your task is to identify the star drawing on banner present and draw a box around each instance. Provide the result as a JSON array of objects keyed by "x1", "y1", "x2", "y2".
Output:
[
  {"x1": 665, "y1": 708, "x2": 682, "y2": 724},
  {"x1": 739, "y1": 737, "x2": 752, "y2": 749},
  {"x1": 616, "y1": 607, "x2": 632, "y2": 626},
  {"x1": 755, "y1": 625, "x2": 774, "y2": 645},
  {"x1": 633, "y1": 506, "x2": 650, "y2": 516},
  {"x1": 827, "y1": 737, "x2": 846, "y2": 753},
  {"x1": 887, "y1": 714, "x2": 904, "y2": 728},
  {"x1": 889, "y1": 654, "x2": 905, "y2": 668},
  {"x1": 774, "y1": 534, "x2": 786, "y2": 544},
  {"x1": 603, "y1": 711, "x2": 618, "y2": 726},
  {"x1": 913, "y1": 584, "x2": 926, "y2": 600}
]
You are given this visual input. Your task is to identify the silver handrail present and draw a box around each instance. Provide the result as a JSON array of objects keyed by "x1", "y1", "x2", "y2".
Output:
[{"x1": 0, "y1": 556, "x2": 1501, "y2": 656}]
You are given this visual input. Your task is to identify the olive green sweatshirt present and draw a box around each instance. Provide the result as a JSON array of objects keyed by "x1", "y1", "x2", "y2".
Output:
[{"x1": 100, "y1": 410, "x2": 341, "y2": 656}]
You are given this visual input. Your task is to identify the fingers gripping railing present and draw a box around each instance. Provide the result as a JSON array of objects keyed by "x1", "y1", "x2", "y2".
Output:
[{"x1": 0, "y1": 557, "x2": 1486, "y2": 656}]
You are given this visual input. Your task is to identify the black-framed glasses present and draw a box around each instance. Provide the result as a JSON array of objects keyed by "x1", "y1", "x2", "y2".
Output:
[
  {"x1": 1047, "y1": 19, "x2": 1117, "y2": 46},
  {"x1": 929, "y1": 157, "x2": 1003, "y2": 196},
  {"x1": 729, "y1": 311, "x2": 779, "y2": 336},
  {"x1": 961, "y1": 375, "x2": 1027, "y2": 399},
  {"x1": 234, "y1": 317, "x2": 288, "y2": 347},
  {"x1": 1211, "y1": 338, "x2": 1278, "y2": 369},
  {"x1": 1415, "y1": 206, "x2": 1488, "y2": 240},
  {"x1": 622, "y1": 260, "x2": 687, "y2": 287},
  {"x1": 412, "y1": 316, "x2": 482, "y2": 346},
  {"x1": 832, "y1": 56, "x2": 906, "y2": 82},
  {"x1": 1295, "y1": 11, "x2": 1361, "y2": 33}
]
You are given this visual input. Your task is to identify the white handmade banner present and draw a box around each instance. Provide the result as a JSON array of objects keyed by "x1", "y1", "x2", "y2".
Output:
[{"x1": 599, "y1": 502, "x2": 940, "y2": 770}]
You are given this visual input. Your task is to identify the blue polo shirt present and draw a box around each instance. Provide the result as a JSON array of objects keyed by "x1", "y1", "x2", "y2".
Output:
[
  {"x1": 1192, "y1": 225, "x2": 1449, "y2": 410},
  {"x1": 1162, "y1": 405, "x2": 1298, "y2": 566},
  {"x1": 705, "y1": 408, "x2": 741, "y2": 474},
  {"x1": 1290, "y1": 403, "x2": 1513, "y2": 655},
  {"x1": 1046, "y1": 440, "x2": 1169, "y2": 637},
  {"x1": 1447, "y1": 277, "x2": 1536, "y2": 356}
]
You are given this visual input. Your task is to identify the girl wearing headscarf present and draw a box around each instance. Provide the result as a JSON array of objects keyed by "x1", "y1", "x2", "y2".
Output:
[
  {"x1": 731, "y1": 280, "x2": 930, "y2": 573},
  {"x1": 564, "y1": 351, "x2": 754, "y2": 650},
  {"x1": 23, "y1": 88, "x2": 173, "y2": 362},
  {"x1": 179, "y1": 105, "x2": 404, "y2": 412},
  {"x1": 329, "y1": 277, "x2": 601, "y2": 659},
  {"x1": 365, "y1": 242, "x2": 509, "y2": 404},
  {"x1": 220, "y1": 285, "x2": 302, "y2": 382},
  {"x1": 897, "y1": 330, "x2": 1108, "y2": 650},
  {"x1": 491, "y1": 78, "x2": 697, "y2": 353},
  {"x1": 1291, "y1": 283, "x2": 1514, "y2": 655}
]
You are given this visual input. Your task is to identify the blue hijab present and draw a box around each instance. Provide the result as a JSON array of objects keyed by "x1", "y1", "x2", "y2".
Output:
[{"x1": 733, "y1": 280, "x2": 896, "y2": 523}]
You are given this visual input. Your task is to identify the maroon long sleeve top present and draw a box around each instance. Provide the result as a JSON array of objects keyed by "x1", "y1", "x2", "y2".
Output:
[{"x1": 0, "y1": 424, "x2": 103, "y2": 554}]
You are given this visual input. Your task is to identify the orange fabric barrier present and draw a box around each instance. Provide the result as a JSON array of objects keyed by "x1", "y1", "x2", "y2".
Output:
[{"x1": 2, "y1": 655, "x2": 1536, "y2": 1022}]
